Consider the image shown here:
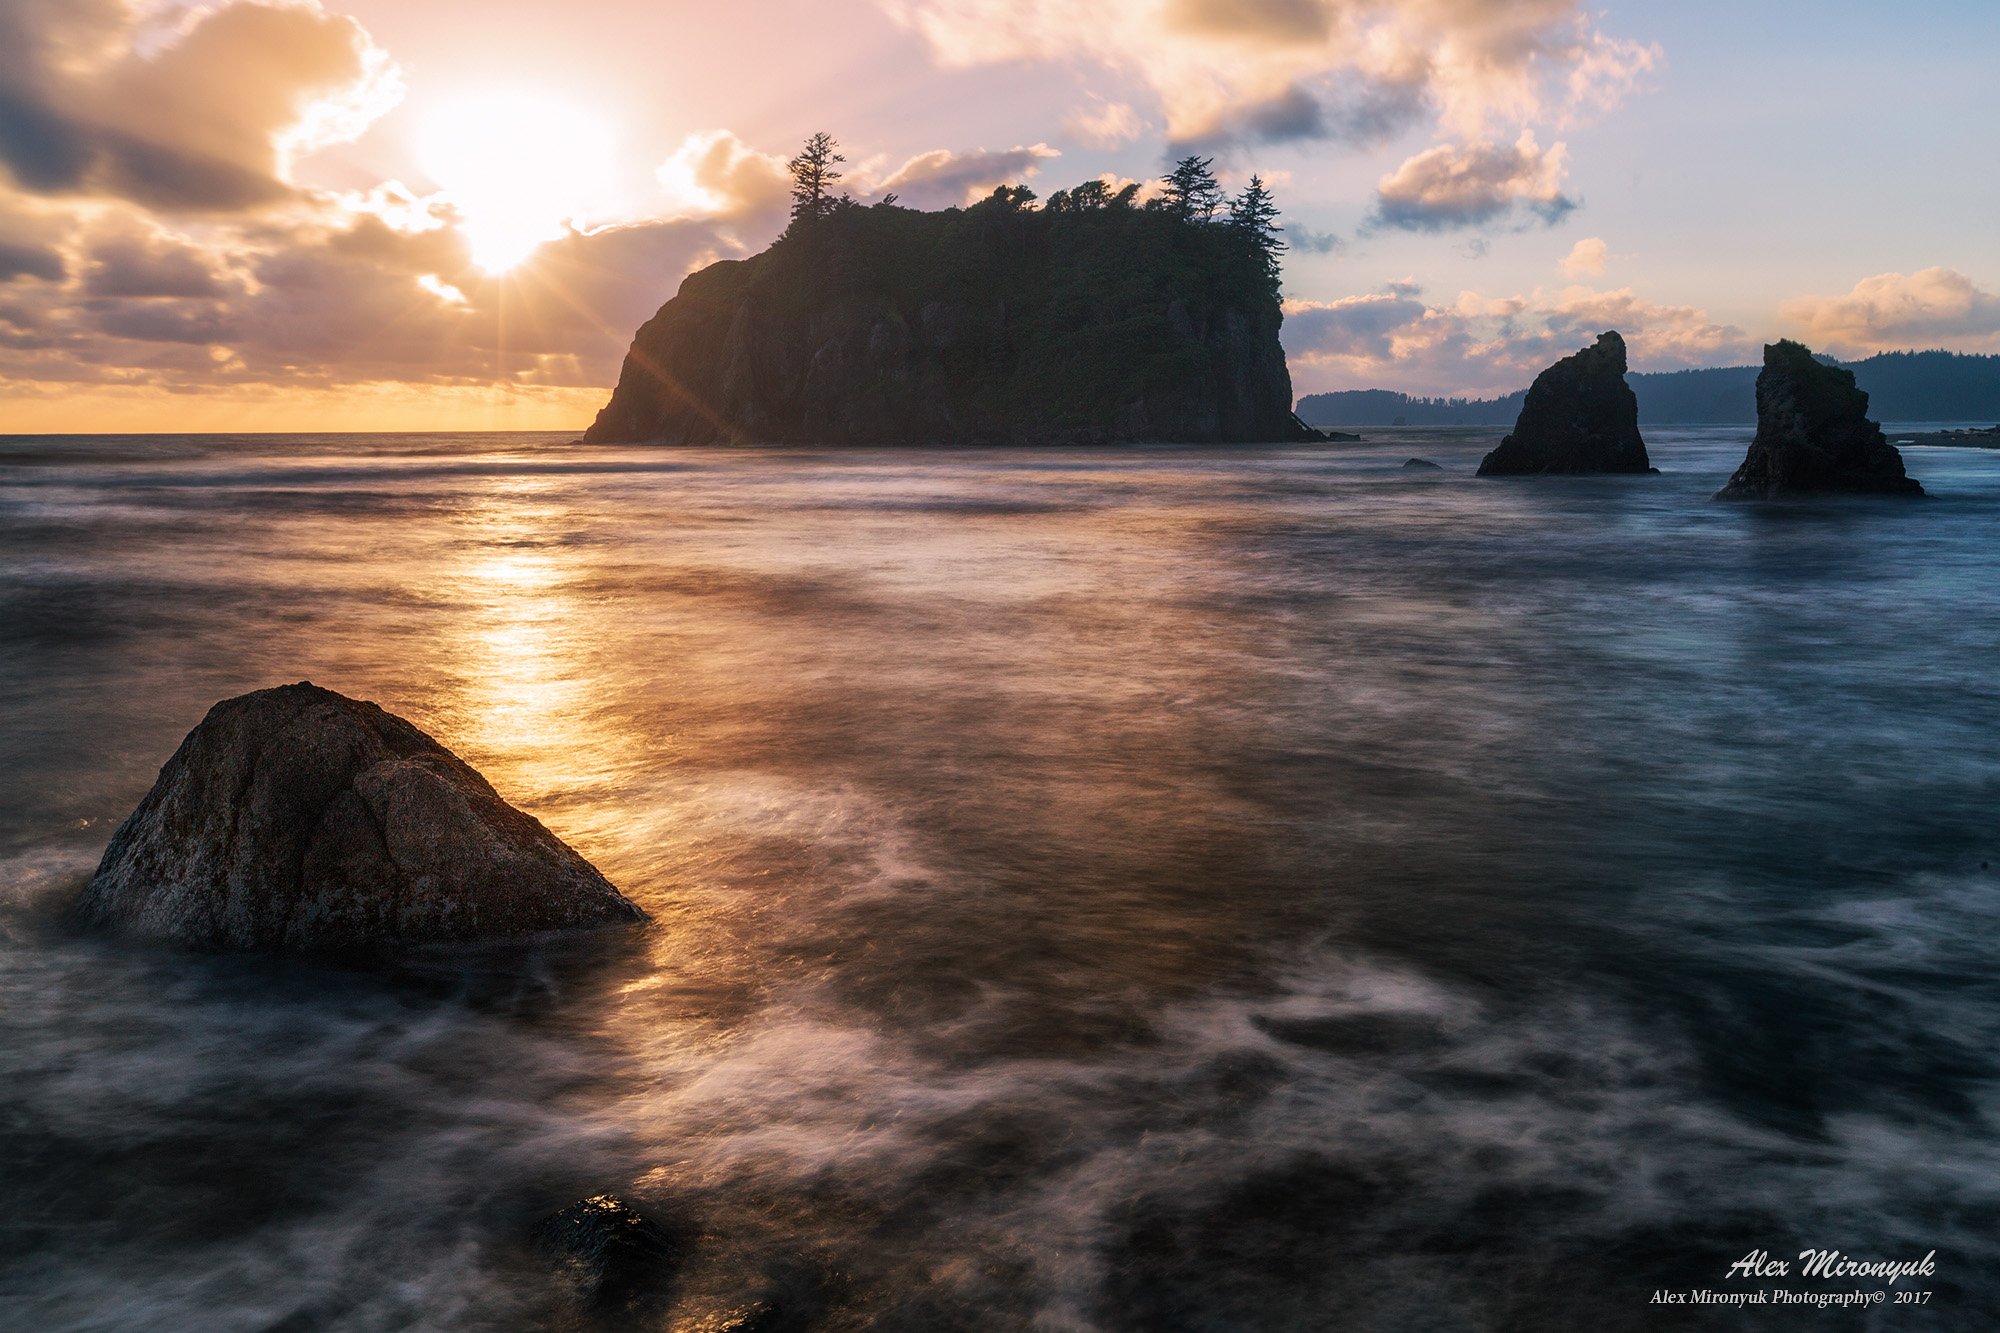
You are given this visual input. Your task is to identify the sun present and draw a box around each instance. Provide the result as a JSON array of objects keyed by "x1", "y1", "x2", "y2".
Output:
[{"x1": 417, "y1": 91, "x2": 620, "y2": 272}]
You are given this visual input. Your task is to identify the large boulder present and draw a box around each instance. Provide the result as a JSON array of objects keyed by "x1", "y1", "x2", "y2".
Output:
[
  {"x1": 72, "y1": 682, "x2": 644, "y2": 951},
  {"x1": 1476, "y1": 331, "x2": 1653, "y2": 476},
  {"x1": 1714, "y1": 340, "x2": 1923, "y2": 498}
]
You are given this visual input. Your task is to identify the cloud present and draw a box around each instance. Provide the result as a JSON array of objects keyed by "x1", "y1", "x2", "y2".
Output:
[
  {"x1": 0, "y1": 0, "x2": 401, "y2": 212},
  {"x1": 655, "y1": 130, "x2": 793, "y2": 222},
  {"x1": 1167, "y1": 0, "x2": 1333, "y2": 46},
  {"x1": 1284, "y1": 280, "x2": 1752, "y2": 396},
  {"x1": 1289, "y1": 226, "x2": 1342, "y2": 255},
  {"x1": 1782, "y1": 268, "x2": 2000, "y2": 354},
  {"x1": 87, "y1": 297, "x2": 236, "y2": 345},
  {"x1": 1560, "y1": 236, "x2": 1606, "y2": 277},
  {"x1": 83, "y1": 230, "x2": 229, "y2": 298},
  {"x1": 0, "y1": 184, "x2": 742, "y2": 399},
  {"x1": 1174, "y1": 75, "x2": 1430, "y2": 154},
  {"x1": 1066, "y1": 97, "x2": 1144, "y2": 149},
  {"x1": 879, "y1": 0, "x2": 1658, "y2": 150},
  {"x1": 0, "y1": 240, "x2": 63, "y2": 282},
  {"x1": 1283, "y1": 290, "x2": 1431, "y2": 360},
  {"x1": 1370, "y1": 131, "x2": 1573, "y2": 232},
  {"x1": 872, "y1": 143, "x2": 1060, "y2": 209}
]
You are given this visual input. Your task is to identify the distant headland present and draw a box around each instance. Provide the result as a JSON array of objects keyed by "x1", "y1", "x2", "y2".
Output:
[
  {"x1": 585, "y1": 136, "x2": 1319, "y2": 447},
  {"x1": 1299, "y1": 349, "x2": 2000, "y2": 428}
]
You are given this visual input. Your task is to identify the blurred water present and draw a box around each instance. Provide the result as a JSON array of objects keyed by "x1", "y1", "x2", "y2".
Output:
[{"x1": 2, "y1": 428, "x2": 1998, "y2": 1330}]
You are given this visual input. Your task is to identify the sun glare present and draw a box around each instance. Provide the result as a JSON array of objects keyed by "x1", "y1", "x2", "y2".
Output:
[{"x1": 417, "y1": 91, "x2": 620, "y2": 272}]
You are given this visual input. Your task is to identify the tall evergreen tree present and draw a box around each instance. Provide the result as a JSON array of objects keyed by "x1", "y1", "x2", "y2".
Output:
[
  {"x1": 787, "y1": 132, "x2": 846, "y2": 226},
  {"x1": 1161, "y1": 155, "x2": 1223, "y2": 221},
  {"x1": 1229, "y1": 174, "x2": 1285, "y2": 283}
]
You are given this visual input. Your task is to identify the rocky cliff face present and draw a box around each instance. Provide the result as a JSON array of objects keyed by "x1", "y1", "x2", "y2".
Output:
[
  {"x1": 1715, "y1": 340, "x2": 1923, "y2": 499},
  {"x1": 1476, "y1": 331, "x2": 1652, "y2": 476},
  {"x1": 585, "y1": 197, "x2": 1314, "y2": 446}
]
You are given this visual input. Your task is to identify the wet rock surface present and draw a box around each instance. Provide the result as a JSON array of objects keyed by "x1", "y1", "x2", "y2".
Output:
[
  {"x1": 1476, "y1": 331, "x2": 1653, "y2": 476},
  {"x1": 71, "y1": 682, "x2": 644, "y2": 951},
  {"x1": 533, "y1": 1194, "x2": 688, "y2": 1313},
  {"x1": 1716, "y1": 340, "x2": 1924, "y2": 498}
]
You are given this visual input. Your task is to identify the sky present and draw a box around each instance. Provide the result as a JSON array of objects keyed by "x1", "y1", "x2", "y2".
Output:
[{"x1": 0, "y1": 0, "x2": 1995, "y2": 432}]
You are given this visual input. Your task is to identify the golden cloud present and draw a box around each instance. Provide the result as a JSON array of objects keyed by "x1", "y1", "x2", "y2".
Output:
[
  {"x1": 655, "y1": 131, "x2": 794, "y2": 222},
  {"x1": 1559, "y1": 236, "x2": 1606, "y2": 278},
  {"x1": 879, "y1": 0, "x2": 1657, "y2": 149},
  {"x1": 0, "y1": 0, "x2": 401, "y2": 212},
  {"x1": 1782, "y1": 268, "x2": 2000, "y2": 355},
  {"x1": 1370, "y1": 130, "x2": 1571, "y2": 232}
]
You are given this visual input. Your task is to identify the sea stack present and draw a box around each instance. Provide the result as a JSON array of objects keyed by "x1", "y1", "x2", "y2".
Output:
[
  {"x1": 1476, "y1": 331, "x2": 1653, "y2": 476},
  {"x1": 584, "y1": 193, "x2": 1314, "y2": 446},
  {"x1": 72, "y1": 682, "x2": 644, "y2": 951},
  {"x1": 1714, "y1": 340, "x2": 1923, "y2": 499}
]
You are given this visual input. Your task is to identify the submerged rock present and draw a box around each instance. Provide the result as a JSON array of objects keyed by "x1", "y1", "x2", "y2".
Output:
[
  {"x1": 1311, "y1": 425, "x2": 1363, "y2": 442},
  {"x1": 533, "y1": 1194, "x2": 686, "y2": 1311},
  {"x1": 72, "y1": 682, "x2": 644, "y2": 951},
  {"x1": 1715, "y1": 340, "x2": 1924, "y2": 498},
  {"x1": 1401, "y1": 457, "x2": 1443, "y2": 470},
  {"x1": 1476, "y1": 331, "x2": 1653, "y2": 476}
]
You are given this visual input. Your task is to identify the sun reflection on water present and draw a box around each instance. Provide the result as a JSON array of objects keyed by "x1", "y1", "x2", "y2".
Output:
[{"x1": 428, "y1": 475, "x2": 638, "y2": 872}]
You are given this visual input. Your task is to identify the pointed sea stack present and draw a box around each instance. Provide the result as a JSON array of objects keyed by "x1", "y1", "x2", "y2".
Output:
[
  {"x1": 1476, "y1": 331, "x2": 1653, "y2": 476},
  {"x1": 1714, "y1": 340, "x2": 1923, "y2": 499},
  {"x1": 72, "y1": 683, "x2": 645, "y2": 952}
]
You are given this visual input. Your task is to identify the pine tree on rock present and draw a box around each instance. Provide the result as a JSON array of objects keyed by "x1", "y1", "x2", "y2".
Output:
[
  {"x1": 1161, "y1": 155, "x2": 1223, "y2": 221},
  {"x1": 787, "y1": 132, "x2": 846, "y2": 228},
  {"x1": 1229, "y1": 174, "x2": 1285, "y2": 285}
]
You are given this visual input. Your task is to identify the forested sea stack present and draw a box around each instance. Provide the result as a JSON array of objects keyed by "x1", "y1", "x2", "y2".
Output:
[
  {"x1": 1715, "y1": 340, "x2": 1923, "y2": 499},
  {"x1": 1476, "y1": 331, "x2": 1653, "y2": 476},
  {"x1": 586, "y1": 147, "x2": 1314, "y2": 446}
]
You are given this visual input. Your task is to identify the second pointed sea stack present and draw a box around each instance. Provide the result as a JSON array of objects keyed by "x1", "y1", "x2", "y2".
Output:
[
  {"x1": 1477, "y1": 331, "x2": 1653, "y2": 476},
  {"x1": 72, "y1": 682, "x2": 645, "y2": 952},
  {"x1": 1714, "y1": 340, "x2": 1923, "y2": 499}
]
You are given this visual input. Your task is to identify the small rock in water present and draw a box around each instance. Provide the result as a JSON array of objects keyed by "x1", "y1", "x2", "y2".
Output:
[
  {"x1": 1476, "y1": 330, "x2": 1654, "y2": 476},
  {"x1": 534, "y1": 1194, "x2": 687, "y2": 1311},
  {"x1": 1715, "y1": 340, "x2": 1923, "y2": 499},
  {"x1": 1401, "y1": 457, "x2": 1443, "y2": 470},
  {"x1": 71, "y1": 681, "x2": 644, "y2": 951}
]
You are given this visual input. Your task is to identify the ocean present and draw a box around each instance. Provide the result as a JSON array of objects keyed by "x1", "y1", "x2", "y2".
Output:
[{"x1": 2, "y1": 427, "x2": 1996, "y2": 1329}]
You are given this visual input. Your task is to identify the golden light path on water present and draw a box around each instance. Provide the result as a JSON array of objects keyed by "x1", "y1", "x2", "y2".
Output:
[{"x1": 439, "y1": 476, "x2": 595, "y2": 783}]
